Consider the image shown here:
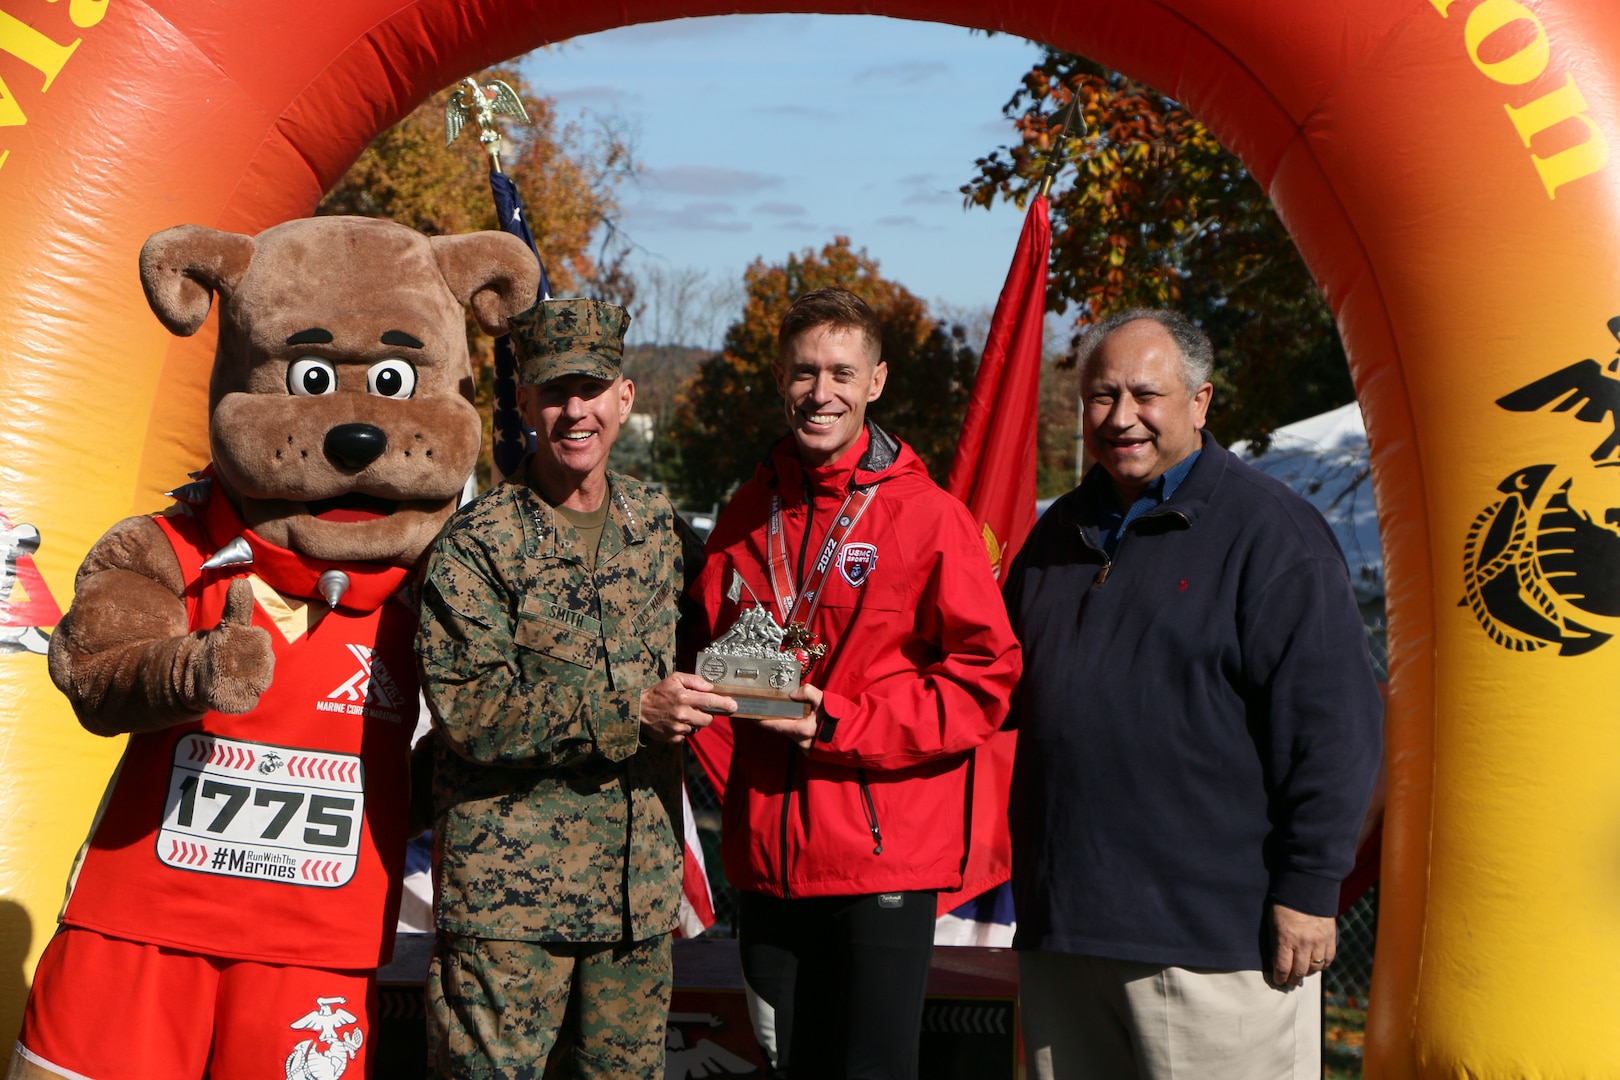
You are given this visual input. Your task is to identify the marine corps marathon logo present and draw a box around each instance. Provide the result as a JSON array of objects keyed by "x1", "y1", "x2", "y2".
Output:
[
  {"x1": 317, "y1": 644, "x2": 404, "y2": 721},
  {"x1": 1462, "y1": 316, "x2": 1620, "y2": 656}
]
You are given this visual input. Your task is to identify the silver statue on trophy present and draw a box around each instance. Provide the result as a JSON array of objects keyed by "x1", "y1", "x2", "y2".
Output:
[{"x1": 695, "y1": 571, "x2": 814, "y2": 720}]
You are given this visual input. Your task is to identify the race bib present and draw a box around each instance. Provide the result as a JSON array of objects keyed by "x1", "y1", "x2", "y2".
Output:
[{"x1": 158, "y1": 734, "x2": 365, "y2": 888}]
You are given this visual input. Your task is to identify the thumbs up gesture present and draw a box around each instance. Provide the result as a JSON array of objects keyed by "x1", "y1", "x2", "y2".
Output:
[{"x1": 190, "y1": 577, "x2": 275, "y2": 714}]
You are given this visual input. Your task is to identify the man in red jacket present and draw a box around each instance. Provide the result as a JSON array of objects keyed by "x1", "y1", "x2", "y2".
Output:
[{"x1": 690, "y1": 287, "x2": 1022, "y2": 1080}]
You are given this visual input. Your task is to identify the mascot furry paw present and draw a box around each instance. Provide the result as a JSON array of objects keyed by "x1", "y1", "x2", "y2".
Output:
[{"x1": 9, "y1": 217, "x2": 537, "y2": 1080}]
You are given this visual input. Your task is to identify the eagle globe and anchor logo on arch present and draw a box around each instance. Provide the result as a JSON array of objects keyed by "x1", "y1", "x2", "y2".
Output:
[{"x1": 1463, "y1": 315, "x2": 1620, "y2": 655}]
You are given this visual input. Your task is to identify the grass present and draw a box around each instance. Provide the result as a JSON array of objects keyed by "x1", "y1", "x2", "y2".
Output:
[{"x1": 1324, "y1": 994, "x2": 1367, "y2": 1079}]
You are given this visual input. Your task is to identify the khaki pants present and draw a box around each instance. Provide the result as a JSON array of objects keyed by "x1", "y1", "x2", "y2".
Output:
[{"x1": 1018, "y1": 950, "x2": 1321, "y2": 1080}]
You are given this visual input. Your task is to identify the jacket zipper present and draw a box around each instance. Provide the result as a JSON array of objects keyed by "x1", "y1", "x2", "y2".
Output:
[
  {"x1": 778, "y1": 490, "x2": 816, "y2": 900},
  {"x1": 857, "y1": 769, "x2": 883, "y2": 855},
  {"x1": 780, "y1": 749, "x2": 797, "y2": 898},
  {"x1": 1077, "y1": 524, "x2": 1111, "y2": 589},
  {"x1": 1087, "y1": 508, "x2": 1190, "y2": 589},
  {"x1": 795, "y1": 486, "x2": 815, "y2": 584}
]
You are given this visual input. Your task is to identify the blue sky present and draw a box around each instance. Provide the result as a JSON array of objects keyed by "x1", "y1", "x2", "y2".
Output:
[{"x1": 521, "y1": 16, "x2": 1044, "y2": 344}]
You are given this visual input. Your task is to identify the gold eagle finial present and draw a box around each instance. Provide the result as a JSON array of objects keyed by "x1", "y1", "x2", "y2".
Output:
[{"x1": 445, "y1": 77, "x2": 529, "y2": 172}]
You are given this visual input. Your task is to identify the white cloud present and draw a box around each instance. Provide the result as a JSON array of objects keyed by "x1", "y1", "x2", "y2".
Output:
[
  {"x1": 749, "y1": 103, "x2": 837, "y2": 121},
  {"x1": 642, "y1": 165, "x2": 785, "y2": 196},
  {"x1": 549, "y1": 85, "x2": 638, "y2": 107},
  {"x1": 875, "y1": 215, "x2": 945, "y2": 233},
  {"x1": 628, "y1": 201, "x2": 752, "y2": 233}
]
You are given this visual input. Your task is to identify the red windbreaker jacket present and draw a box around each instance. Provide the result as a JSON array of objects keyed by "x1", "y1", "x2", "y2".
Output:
[{"x1": 691, "y1": 425, "x2": 1021, "y2": 899}]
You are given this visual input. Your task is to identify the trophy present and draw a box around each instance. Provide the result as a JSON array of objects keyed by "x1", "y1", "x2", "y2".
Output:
[{"x1": 695, "y1": 573, "x2": 818, "y2": 720}]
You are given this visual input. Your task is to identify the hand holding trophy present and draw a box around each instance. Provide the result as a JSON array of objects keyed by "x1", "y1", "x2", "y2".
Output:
[{"x1": 693, "y1": 571, "x2": 821, "y2": 721}]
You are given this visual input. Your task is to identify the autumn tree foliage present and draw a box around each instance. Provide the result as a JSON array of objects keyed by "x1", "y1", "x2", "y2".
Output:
[
  {"x1": 964, "y1": 50, "x2": 1353, "y2": 451},
  {"x1": 318, "y1": 66, "x2": 633, "y2": 482},
  {"x1": 319, "y1": 65, "x2": 629, "y2": 297},
  {"x1": 667, "y1": 238, "x2": 978, "y2": 507},
  {"x1": 1036, "y1": 359, "x2": 1081, "y2": 498}
]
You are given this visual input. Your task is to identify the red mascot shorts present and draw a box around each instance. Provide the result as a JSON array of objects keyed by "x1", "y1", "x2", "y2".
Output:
[{"x1": 16, "y1": 927, "x2": 376, "y2": 1080}]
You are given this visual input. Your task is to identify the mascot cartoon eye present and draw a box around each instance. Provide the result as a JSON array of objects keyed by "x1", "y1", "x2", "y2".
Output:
[
  {"x1": 367, "y1": 358, "x2": 417, "y2": 399},
  {"x1": 287, "y1": 357, "x2": 339, "y2": 397}
]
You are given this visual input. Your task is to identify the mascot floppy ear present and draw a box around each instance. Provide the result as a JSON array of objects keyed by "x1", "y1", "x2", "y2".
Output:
[
  {"x1": 430, "y1": 232, "x2": 542, "y2": 337},
  {"x1": 139, "y1": 225, "x2": 256, "y2": 337}
]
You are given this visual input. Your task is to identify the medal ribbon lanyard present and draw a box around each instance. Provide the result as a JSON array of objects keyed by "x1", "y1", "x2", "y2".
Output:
[{"x1": 766, "y1": 485, "x2": 879, "y2": 629}]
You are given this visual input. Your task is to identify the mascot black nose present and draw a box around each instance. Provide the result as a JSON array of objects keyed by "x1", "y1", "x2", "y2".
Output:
[{"x1": 324, "y1": 423, "x2": 388, "y2": 469}]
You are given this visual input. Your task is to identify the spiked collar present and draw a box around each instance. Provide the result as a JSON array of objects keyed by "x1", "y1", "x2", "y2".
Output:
[{"x1": 184, "y1": 468, "x2": 412, "y2": 612}]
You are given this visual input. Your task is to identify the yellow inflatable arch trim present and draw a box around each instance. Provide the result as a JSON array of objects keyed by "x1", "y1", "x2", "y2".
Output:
[{"x1": 1, "y1": 0, "x2": 1617, "y2": 1074}]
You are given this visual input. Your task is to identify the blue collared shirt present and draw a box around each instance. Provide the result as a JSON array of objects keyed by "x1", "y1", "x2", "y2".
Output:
[{"x1": 1097, "y1": 450, "x2": 1201, "y2": 559}]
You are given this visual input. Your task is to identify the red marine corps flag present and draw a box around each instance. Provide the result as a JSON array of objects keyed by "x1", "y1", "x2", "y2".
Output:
[
  {"x1": 945, "y1": 192, "x2": 1049, "y2": 578},
  {"x1": 937, "y1": 191, "x2": 1051, "y2": 934}
]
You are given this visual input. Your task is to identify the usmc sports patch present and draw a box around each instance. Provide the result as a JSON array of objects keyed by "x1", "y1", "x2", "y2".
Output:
[{"x1": 838, "y1": 542, "x2": 878, "y2": 587}]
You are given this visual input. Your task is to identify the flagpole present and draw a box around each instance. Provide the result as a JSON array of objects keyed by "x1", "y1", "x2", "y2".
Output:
[
  {"x1": 1038, "y1": 93, "x2": 1084, "y2": 198},
  {"x1": 1035, "y1": 92, "x2": 1084, "y2": 488},
  {"x1": 446, "y1": 78, "x2": 549, "y2": 486}
]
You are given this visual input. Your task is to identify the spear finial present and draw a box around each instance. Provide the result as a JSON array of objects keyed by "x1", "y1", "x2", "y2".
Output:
[{"x1": 1039, "y1": 91, "x2": 1086, "y2": 198}]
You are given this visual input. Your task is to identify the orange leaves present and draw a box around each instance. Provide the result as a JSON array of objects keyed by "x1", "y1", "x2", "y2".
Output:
[
  {"x1": 317, "y1": 65, "x2": 628, "y2": 303},
  {"x1": 963, "y1": 48, "x2": 1353, "y2": 449},
  {"x1": 665, "y1": 238, "x2": 975, "y2": 505},
  {"x1": 317, "y1": 65, "x2": 632, "y2": 484}
]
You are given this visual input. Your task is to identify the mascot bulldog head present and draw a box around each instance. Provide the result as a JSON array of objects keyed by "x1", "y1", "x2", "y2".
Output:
[{"x1": 140, "y1": 216, "x2": 539, "y2": 565}]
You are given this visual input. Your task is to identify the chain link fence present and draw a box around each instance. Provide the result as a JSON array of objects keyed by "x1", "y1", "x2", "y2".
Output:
[
  {"x1": 1330, "y1": 885, "x2": 1378, "y2": 1002},
  {"x1": 1325, "y1": 885, "x2": 1378, "y2": 1076}
]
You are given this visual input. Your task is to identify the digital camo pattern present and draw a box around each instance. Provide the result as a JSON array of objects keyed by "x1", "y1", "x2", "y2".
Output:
[
  {"x1": 428, "y1": 933, "x2": 672, "y2": 1079},
  {"x1": 507, "y1": 297, "x2": 629, "y2": 386},
  {"x1": 417, "y1": 467, "x2": 683, "y2": 943}
]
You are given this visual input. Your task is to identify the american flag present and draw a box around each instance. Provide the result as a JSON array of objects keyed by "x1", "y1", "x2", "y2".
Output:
[{"x1": 488, "y1": 171, "x2": 550, "y2": 482}]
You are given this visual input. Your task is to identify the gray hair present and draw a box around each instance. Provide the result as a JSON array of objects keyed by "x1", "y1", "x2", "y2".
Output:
[{"x1": 1073, "y1": 308, "x2": 1214, "y2": 391}]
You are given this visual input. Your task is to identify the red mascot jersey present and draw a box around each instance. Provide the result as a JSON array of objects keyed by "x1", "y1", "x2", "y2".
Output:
[{"x1": 60, "y1": 485, "x2": 417, "y2": 969}]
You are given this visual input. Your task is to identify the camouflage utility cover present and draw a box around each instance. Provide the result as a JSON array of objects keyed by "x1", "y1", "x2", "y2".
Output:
[
  {"x1": 508, "y1": 297, "x2": 629, "y2": 386},
  {"x1": 417, "y1": 466, "x2": 683, "y2": 942}
]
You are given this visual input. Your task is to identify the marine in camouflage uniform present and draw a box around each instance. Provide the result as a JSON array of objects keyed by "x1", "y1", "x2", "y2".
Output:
[{"x1": 417, "y1": 298, "x2": 733, "y2": 1079}]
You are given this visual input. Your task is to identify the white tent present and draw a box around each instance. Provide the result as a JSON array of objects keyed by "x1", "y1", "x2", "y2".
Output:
[
  {"x1": 1231, "y1": 402, "x2": 1383, "y2": 606},
  {"x1": 1041, "y1": 402, "x2": 1384, "y2": 605}
]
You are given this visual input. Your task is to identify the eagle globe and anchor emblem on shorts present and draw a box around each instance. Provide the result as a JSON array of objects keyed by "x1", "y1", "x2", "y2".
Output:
[
  {"x1": 1461, "y1": 314, "x2": 1620, "y2": 655},
  {"x1": 285, "y1": 995, "x2": 364, "y2": 1079}
]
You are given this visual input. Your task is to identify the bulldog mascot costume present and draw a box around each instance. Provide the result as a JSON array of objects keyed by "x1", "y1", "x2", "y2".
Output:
[{"x1": 10, "y1": 217, "x2": 539, "y2": 1080}]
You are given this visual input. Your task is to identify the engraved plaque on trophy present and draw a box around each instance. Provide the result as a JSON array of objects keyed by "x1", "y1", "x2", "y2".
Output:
[{"x1": 695, "y1": 605, "x2": 813, "y2": 721}]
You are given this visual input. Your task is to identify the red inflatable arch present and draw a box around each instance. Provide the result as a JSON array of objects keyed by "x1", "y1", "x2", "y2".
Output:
[{"x1": 3, "y1": 1, "x2": 1618, "y2": 1075}]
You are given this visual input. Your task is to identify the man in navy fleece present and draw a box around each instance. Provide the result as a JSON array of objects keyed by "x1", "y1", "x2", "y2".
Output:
[{"x1": 1003, "y1": 309, "x2": 1381, "y2": 1080}]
